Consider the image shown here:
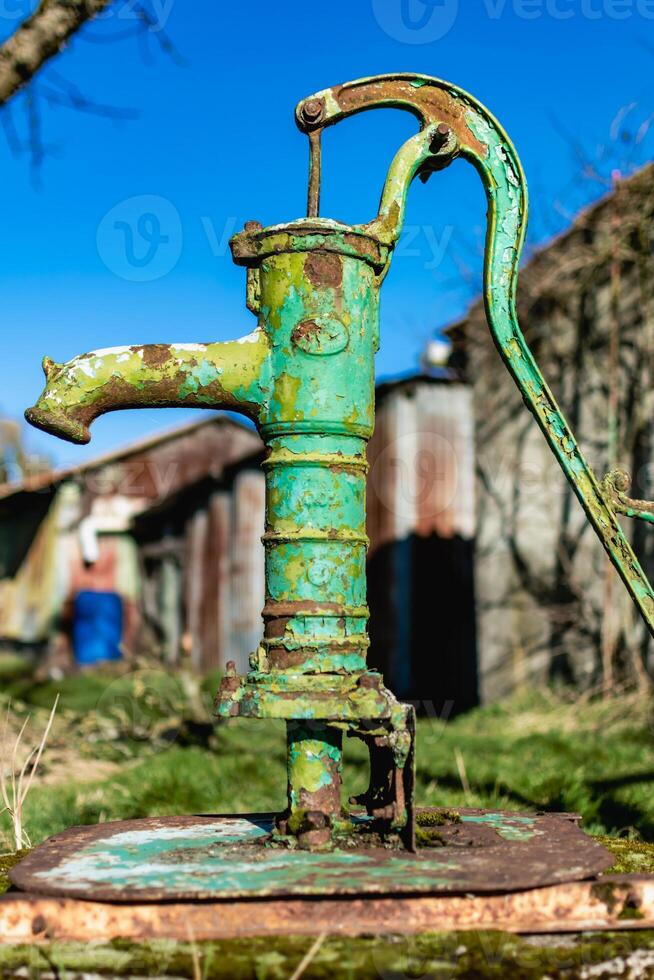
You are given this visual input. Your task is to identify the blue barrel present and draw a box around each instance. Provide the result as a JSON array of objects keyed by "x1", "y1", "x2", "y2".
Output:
[{"x1": 72, "y1": 591, "x2": 123, "y2": 665}]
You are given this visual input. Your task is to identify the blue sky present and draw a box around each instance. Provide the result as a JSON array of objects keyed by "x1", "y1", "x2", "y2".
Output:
[{"x1": 2, "y1": 0, "x2": 652, "y2": 467}]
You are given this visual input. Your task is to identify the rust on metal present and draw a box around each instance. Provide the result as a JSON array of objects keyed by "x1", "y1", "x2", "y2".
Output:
[
  {"x1": 602, "y1": 468, "x2": 654, "y2": 523},
  {"x1": 306, "y1": 129, "x2": 322, "y2": 217},
  {"x1": 3, "y1": 876, "x2": 654, "y2": 944},
  {"x1": 10, "y1": 809, "x2": 613, "y2": 903},
  {"x1": 331, "y1": 77, "x2": 487, "y2": 158},
  {"x1": 304, "y1": 251, "x2": 343, "y2": 288}
]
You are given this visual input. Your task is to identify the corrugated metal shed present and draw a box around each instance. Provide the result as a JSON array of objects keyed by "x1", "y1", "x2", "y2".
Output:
[
  {"x1": 132, "y1": 457, "x2": 266, "y2": 673},
  {"x1": 367, "y1": 375, "x2": 477, "y2": 714},
  {"x1": 1, "y1": 378, "x2": 477, "y2": 704},
  {"x1": 0, "y1": 415, "x2": 260, "y2": 661}
]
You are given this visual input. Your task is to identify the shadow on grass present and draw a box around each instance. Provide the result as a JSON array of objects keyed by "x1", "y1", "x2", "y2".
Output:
[{"x1": 425, "y1": 772, "x2": 654, "y2": 841}]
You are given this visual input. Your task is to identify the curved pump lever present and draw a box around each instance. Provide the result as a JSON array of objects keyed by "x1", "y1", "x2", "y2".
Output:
[{"x1": 297, "y1": 73, "x2": 654, "y2": 634}]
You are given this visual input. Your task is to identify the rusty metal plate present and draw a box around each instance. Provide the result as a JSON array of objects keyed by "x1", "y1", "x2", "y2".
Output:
[
  {"x1": 10, "y1": 809, "x2": 613, "y2": 903},
  {"x1": 3, "y1": 876, "x2": 654, "y2": 943}
]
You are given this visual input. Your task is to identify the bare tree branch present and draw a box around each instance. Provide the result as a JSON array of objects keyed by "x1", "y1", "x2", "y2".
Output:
[
  {"x1": 43, "y1": 68, "x2": 137, "y2": 118},
  {"x1": 0, "y1": 0, "x2": 114, "y2": 109}
]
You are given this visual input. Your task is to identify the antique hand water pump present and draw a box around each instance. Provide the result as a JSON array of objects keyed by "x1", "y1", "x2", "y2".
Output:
[{"x1": 26, "y1": 74, "x2": 654, "y2": 853}]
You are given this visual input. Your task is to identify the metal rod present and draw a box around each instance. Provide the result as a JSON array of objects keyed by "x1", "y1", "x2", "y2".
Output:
[{"x1": 307, "y1": 129, "x2": 322, "y2": 217}]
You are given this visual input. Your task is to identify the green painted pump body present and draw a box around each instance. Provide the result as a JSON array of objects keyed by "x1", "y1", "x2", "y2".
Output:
[
  {"x1": 220, "y1": 222, "x2": 413, "y2": 837},
  {"x1": 25, "y1": 73, "x2": 654, "y2": 848},
  {"x1": 250, "y1": 227, "x2": 380, "y2": 682},
  {"x1": 217, "y1": 224, "x2": 384, "y2": 830}
]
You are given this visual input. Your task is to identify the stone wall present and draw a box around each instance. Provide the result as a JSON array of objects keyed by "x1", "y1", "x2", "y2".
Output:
[{"x1": 449, "y1": 166, "x2": 654, "y2": 700}]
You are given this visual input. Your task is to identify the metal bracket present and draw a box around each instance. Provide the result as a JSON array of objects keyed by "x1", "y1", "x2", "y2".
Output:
[{"x1": 603, "y1": 468, "x2": 654, "y2": 524}]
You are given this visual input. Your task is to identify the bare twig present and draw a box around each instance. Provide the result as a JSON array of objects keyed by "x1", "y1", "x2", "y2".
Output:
[
  {"x1": 132, "y1": 2, "x2": 185, "y2": 65},
  {"x1": 185, "y1": 921, "x2": 204, "y2": 980},
  {"x1": 0, "y1": 104, "x2": 21, "y2": 156},
  {"x1": 288, "y1": 933, "x2": 327, "y2": 980},
  {"x1": 42, "y1": 70, "x2": 138, "y2": 119},
  {"x1": 81, "y1": 0, "x2": 184, "y2": 65},
  {"x1": 26, "y1": 89, "x2": 48, "y2": 177},
  {"x1": 454, "y1": 748, "x2": 472, "y2": 806},
  {"x1": 0, "y1": 0, "x2": 115, "y2": 109}
]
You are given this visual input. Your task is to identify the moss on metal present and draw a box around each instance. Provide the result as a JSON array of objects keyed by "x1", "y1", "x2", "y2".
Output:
[{"x1": 415, "y1": 809, "x2": 461, "y2": 847}]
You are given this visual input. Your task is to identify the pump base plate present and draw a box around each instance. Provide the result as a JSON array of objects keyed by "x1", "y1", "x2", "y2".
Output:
[{"x1": 10, "y1": 808, "x2": 613, "y2": 903}]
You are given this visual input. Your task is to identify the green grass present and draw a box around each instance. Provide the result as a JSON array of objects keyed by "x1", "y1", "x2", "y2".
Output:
[
  {"x1": 2, "y1": 669, "x2": 654, "y2": 849},
  {"x1": 1, "y1": 672, "x2": 654, "y2": 978},
  {"x1": 0, "y1": 652, "x2": 32, "y2": 684},
  {"x1": 414, "y1": 690, "x2": 654, "y2": 840},
  {"x1": 2, "y1": 931, "x2": 654, "y2": 979}
]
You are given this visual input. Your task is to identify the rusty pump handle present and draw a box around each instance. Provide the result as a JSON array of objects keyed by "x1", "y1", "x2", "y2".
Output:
[
  {"x1": 296, "y1": 74, "x2": 460, "y2": 240},
  {"x1": 297, "y1": 73, "x2": 654, "y2": 634}
]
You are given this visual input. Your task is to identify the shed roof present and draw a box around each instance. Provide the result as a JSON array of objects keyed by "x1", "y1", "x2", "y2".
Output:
[{"x1": 0, "y1": 413, "x2": 253, "y2": 504}]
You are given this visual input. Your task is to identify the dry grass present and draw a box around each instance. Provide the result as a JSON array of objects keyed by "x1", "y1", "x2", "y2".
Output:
[
  {"x1": 0, "y1": 696, "x2": 58, "y2": 849},
  {"x1": 458, "y1": 685, "x2": 653, "y2": 739}
]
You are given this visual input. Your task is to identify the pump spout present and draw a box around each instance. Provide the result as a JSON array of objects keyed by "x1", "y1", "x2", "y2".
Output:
[{"x1": 25, "y1": 328, "x2": 271, "y2": 445}]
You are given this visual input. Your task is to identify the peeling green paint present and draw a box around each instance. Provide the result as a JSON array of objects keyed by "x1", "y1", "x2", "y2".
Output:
[
  {"x1": 461, "y1": 813, "x2": 538, "y2": 843},
  {"x1": 26, "y1": 72, "x2": 653, "y2": 854},
  {"x1": 26, "y1": 816, "x2": 464, "y2": 898},
  {"x1": 26, "y1": 331, "x2": 272, "y2": 443},
  {"x1": 460, "y1": 100, "x2": 654, "y2": 630}
]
